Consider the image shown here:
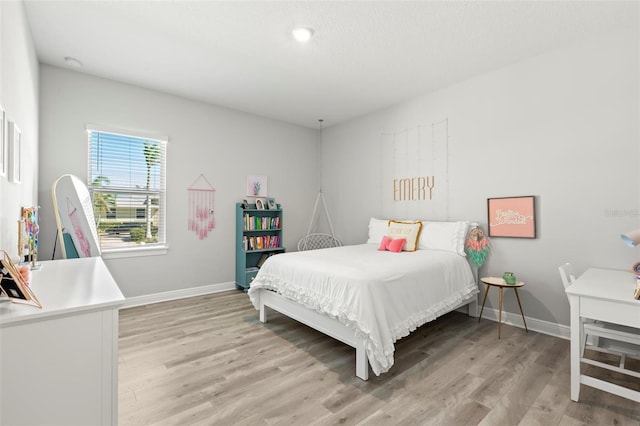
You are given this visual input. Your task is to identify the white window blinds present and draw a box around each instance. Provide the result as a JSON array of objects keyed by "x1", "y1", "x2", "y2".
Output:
[{"x1": 87, "y1": 127, "x2": 167, "y2": 252}]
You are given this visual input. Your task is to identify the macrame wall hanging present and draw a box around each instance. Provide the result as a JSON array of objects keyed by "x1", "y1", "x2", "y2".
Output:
[{"x1": 188, "y1": 174, "x2": 215, "y2": 240}]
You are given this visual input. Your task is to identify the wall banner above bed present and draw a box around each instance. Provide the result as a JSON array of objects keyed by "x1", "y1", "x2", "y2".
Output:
[{"x1": 381, "y1": 119, "x2": 449, "y2": 220}]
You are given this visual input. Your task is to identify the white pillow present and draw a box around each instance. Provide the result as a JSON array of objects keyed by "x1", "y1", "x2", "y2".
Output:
[
  {"x1": 418, "y1": 221, "x2": 470, "y2": 256},
  {"x1": 367, "y1": 218, "x2": 389, "y2": 244}
]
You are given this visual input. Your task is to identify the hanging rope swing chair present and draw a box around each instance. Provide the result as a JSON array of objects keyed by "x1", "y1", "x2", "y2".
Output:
[
  {"x1": 298, "y1": 120, "x2": 341, "y2": 251},
  {"x1": 298, "y1": 190, "x2": 342, "y2": 251}
]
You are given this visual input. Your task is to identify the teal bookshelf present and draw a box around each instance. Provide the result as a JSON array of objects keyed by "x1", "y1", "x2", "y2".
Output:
[{"x1": 235, "y1": 202, "x2": 284, "y2": 291}]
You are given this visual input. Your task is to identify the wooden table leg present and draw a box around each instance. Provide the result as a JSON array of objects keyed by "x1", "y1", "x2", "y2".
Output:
[
  {"x1": 513, "y1": 288, "x2": 528, "y2": 333},
  {"x1": 478, "y1": 283, "x2": 490, "y2": 323},
  {"x1": 498, "y1": 287, "x2": 503, "y2": 339}
]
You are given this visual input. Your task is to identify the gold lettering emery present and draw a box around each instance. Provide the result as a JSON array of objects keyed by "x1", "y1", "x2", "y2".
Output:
[{"x1": 393, "y1": 176, "x2": 435, "y2": 201}]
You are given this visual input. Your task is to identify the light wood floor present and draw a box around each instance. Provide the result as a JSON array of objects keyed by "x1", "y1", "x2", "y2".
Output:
[{"x1": 119, "y1": 291, "x2": 640, "y2": 425}]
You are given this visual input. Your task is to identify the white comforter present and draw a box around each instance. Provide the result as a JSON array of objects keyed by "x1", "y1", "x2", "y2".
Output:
[{"x1": 247, "y1": 244, "x2": 477, "y2": 376}]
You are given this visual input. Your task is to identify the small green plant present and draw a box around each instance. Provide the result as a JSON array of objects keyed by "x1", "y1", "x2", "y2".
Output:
[
  {"x1": 131, "y1": 226, "x2": 158, "y2": 243},
  {"x1": 130, "y1": 228, "x2": 145, "y2": 242}
]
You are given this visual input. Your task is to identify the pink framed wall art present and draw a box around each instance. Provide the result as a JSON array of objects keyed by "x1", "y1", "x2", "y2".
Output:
[{"x1": 487, "y1": 195, "x2": 536, "y2": 238}]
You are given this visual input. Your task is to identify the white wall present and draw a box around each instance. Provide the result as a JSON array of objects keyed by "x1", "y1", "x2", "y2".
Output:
[
  {"x1": 0, "y1": 1, "x2": 39, "y2": 257},
  {"x1": 38, "y1": 66, "x2": 319, "y2": 297},
  {"x1": 321, "y1": 28, "x2": 639, "y2": 327}
]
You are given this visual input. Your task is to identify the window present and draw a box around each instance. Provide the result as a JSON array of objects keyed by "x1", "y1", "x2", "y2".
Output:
[{"x1": 87, "y1": 126, "x2": 167, "y2": 256}]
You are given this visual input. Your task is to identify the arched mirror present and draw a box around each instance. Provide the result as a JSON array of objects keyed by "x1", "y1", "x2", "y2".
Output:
[{"x1": 52, "y1": 174, "x2": 101, "y2": 258}]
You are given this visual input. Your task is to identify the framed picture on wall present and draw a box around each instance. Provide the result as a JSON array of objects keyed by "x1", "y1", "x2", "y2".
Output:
[
  {"x1": 8, "y1": 121, "x2": 21, "y2": 184},
  {"x1": 0, "y1": 106, "x2": 5, "y2": 177},
  {"x1": 487, "y1": 195, "x2": 536, "y2": 238},
  {"x1": 247, "y1": 175, "x2": 267, "y2": 197}
]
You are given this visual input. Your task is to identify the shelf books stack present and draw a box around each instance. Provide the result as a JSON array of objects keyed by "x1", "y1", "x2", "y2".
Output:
[
  {"x1": 243, "y1": 213, "x2": 280, "y2": 231},
  {"x1": 242, "y1": 235, "x2": 280, "y2": 251}
]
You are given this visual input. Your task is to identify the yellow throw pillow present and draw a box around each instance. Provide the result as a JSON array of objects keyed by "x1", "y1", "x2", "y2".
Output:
[{"x1": 387, "y1": 220, "x2": 423, "y2": 251}]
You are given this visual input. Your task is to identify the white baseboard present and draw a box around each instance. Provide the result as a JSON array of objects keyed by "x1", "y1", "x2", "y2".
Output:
[
  {"x1": 121, "y1": 284, "x2": 571, "y2": 341},
  {"x1": 122, "y1": 281, "x2": 236, "y2": 308},
  {"x1": 478, "y1": 307, "x2": 570, "y2": 340}
]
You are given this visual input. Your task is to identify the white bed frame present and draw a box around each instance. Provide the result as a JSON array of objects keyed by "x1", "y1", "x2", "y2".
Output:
[{"x1": 256, "y1": 281, "x2": 479, "y2": 381}]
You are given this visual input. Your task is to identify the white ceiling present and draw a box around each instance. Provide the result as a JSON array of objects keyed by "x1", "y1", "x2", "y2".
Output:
[{"x1": 23, "y1": 1, "x2": 638, "y2": 129}]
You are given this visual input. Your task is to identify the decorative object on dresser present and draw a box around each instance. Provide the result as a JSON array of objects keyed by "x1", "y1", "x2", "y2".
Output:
[
  {"x1": 235, "y1": 202, "x2": 284, "y2": 291},
  {"x1": 0, "y1": 250, "x2": 41, "y2": 308},
  {"x1": 18, "y1": 206, "x2": 40, "y2": 268}
]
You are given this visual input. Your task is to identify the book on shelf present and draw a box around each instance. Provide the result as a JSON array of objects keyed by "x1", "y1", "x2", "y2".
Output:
[
  {"x1": 243, "y1": 213, "x2": 281, "y2": 231},
  {"x1": 256, "y1": 251, "x2": 284, "y2": 267},
  {"x1": 244, "y1": 235, "x2": 281, "y2": 251},
  {"x1": 257, "y1": 253, "x2": 270, "y2": 267}
]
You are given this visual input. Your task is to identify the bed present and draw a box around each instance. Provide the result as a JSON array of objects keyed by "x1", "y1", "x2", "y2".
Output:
[{"x1": 247, "y1": 218, "x2": 479, "y2": 380}]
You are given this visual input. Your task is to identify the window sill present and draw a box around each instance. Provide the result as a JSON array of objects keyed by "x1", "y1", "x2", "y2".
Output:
[{"x1": 101, "y1": 244, "x2": 169, "y2": 260}]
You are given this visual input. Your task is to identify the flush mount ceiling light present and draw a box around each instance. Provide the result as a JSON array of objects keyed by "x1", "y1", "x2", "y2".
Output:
[
  {"x1": 64, "y1": 56, "x2": 83, "y2": 68},
  {"x1": 292, "y1": 27, "x2": 314, "y2": 43}
]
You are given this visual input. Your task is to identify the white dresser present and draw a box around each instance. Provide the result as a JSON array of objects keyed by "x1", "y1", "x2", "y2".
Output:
[{"x1": 0, "y1": 257, "x2": 125, "y2": 425}]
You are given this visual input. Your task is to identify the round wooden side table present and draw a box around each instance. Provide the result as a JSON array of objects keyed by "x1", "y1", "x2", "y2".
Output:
[{"x1": 479, "y1": 276, "x2": 528, "y2": 339}]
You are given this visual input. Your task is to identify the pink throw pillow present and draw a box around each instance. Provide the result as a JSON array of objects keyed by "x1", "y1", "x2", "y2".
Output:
[
  {"x1": 388, "y1": 238, "x2": 406, "y2": 252},
  {"x1": 378, "y1": 235, "x2": 392, "y2": 251}
]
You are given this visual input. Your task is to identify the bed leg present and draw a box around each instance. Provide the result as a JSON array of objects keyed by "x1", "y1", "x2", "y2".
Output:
[
  {"x1": 468, "y1": 298, "x2": 479, "y2": 318},
  {"x1": 355, "y1": 345, "x2": 369, "y2": 381},
  {"x1": 259, "y1": 302, "x2": 267, "y2": 323}
]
